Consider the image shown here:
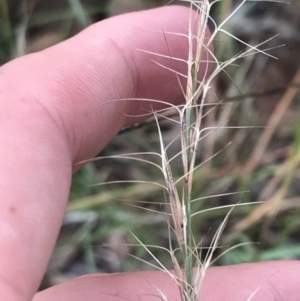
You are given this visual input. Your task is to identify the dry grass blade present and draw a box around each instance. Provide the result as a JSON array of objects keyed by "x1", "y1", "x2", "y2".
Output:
[{"x1": 243, "y1": 68, "x2": 300, "y2": 178}]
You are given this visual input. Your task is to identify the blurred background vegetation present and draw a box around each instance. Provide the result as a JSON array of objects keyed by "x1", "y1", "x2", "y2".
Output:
[{"x1": 1, "y1": 0, "x2": 300, "y2": 290}]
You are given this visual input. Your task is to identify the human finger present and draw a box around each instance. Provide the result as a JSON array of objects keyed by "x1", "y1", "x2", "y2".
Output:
[
  {"x1": 0, "y1": 5, "x2": 210, "y2": 301},
  {"x1": 34, "y1": 260, "x2": 300, "y2": 301}
]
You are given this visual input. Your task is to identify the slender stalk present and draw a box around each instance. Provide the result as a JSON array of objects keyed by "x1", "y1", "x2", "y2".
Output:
[{"x1": 180, "y1": 2, "x2": 210, "y2": 300}]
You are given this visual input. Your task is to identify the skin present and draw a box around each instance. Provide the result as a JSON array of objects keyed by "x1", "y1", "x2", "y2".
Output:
[{"x1": 0, "y1": 5, "x2": 299, "y2": 301}]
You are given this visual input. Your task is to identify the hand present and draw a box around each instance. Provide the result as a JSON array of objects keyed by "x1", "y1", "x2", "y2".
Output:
[{"x1": 0, "y1": 5, "x2": 299, "y2": 301}]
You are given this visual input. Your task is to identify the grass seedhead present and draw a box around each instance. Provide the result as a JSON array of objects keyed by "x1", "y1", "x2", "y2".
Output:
[
  {"x1": 145, "y1": 1, "x2": 283, "y2": 300},
  {"x1": 80, "y1": 1, "x2": 285, "y2": 300}
]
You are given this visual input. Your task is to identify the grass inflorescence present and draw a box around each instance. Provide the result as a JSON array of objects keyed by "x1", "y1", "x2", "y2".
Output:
[
  {"x1": 68, "y1": 0, "x2": 298, "y2": 301},
  {"x1": 80, "y1": 1, "x2": 288, "y2": 300}
]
